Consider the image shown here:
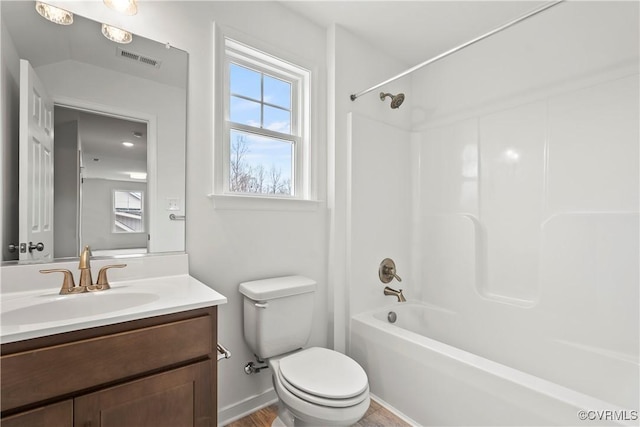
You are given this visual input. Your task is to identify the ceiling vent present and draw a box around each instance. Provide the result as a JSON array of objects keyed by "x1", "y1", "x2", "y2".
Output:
[{"x1": 117, "y1": 47, "x2": 161, "y2": 69}]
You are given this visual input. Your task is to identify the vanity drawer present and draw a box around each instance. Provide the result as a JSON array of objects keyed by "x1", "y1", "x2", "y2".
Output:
[{"x1": 1, "y1": 314, "x2": 213, "y2": 412}]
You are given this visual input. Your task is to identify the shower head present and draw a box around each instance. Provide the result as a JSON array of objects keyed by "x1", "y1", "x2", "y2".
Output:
[{"x1": 380, "y1": 92, "x2": 405, "y2": 109}]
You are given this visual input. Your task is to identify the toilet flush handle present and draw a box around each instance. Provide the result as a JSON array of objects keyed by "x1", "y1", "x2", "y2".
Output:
[{"x1": 255, "y1": 302, "x2": 268, "y2": 308}]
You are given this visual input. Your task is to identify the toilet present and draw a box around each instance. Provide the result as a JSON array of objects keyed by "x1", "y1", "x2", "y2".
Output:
[{"x1": 240, "y1": 276, "x2": 370, "y2": 427}]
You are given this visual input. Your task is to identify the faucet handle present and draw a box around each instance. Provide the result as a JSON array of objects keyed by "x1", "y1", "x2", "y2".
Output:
[
  {"x1": 379, "y1": 258, "x2": 402, "y2": 283},
  {"x1": 93, "y1": 264, "x2": 127, "y2": 290},
  {"x1": 40, "y1": 269, "x2": 86, "y2": 295}
]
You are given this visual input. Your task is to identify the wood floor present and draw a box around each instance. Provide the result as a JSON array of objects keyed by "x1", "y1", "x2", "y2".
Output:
[{"x1": 225, "y1": 397, "x2": 412, "y2": 427}]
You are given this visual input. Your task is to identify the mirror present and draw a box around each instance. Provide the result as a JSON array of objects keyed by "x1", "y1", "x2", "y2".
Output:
[{"x1": 1, "y1": 1, "x2": 187, "y2": 263}]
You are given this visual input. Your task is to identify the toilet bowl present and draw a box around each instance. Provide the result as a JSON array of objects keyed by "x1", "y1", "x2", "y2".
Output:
[
  {"x1": 239, "y1": 276, "x2": 370, "y2": 426},
  {"x1": 270, "y1": 347, "x2": 370, "y2": 426}
]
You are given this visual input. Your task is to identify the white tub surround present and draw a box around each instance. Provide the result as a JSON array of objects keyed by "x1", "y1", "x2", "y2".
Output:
[{"x1": 345, "y1": 2, "x2": 638, "y2": 425}]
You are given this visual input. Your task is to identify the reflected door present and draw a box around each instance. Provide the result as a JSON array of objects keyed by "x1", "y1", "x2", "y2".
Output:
[{"x1": 19, "y1": 59, "x2": 54, "y2": 261}]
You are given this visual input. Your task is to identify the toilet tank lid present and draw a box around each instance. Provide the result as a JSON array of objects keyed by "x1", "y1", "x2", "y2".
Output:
[{"x1": 239, "y1": 276, "x2": 316, "y2": 301}]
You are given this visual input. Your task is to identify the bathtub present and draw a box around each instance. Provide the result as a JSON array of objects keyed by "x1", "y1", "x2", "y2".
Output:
[{"x1": 350, "y1": 303, "x2": 639, "y2": 426}]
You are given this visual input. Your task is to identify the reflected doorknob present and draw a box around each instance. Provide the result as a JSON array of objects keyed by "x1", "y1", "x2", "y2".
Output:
[
  {"x1": 28, "y1": 242, "x2": 44, "y2": 252},
  {"x1": 8, "y1": 243, "x2": 18, "y2": 253}
]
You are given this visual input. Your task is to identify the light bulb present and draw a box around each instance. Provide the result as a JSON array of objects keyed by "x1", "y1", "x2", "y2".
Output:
[
  {"x1": 103, "y1": 0, "x2": 138, "y2": 15},
  {"x1": 102, "y1": 24, "x2": 133, "y2": 44},
  {"x1": 35, "y1": 2, "x2": 73, "y2": 25}
]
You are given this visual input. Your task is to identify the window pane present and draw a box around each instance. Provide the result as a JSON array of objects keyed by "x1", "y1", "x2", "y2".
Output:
[
  {"x1": 230, "y1": 63, "x2": 261, "y2": 100},
  {"x1": 230, "y1": 96, "x2": 261, "y2": 127},
  {"x1": 114, "y1": 190, "x2": 144, "y2": 232},
  {"x1": 229, "y1": 129, "x2": 293, "y2": 196},
  {"x1": 264, "y1": 105, "x2": 290, "y2": 134},
  {"x1": 264, "y1": 75, "x2": 291, "y2": 109}
]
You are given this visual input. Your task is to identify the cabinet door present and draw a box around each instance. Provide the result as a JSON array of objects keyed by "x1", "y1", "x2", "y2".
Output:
[
  {"x1": 74, "y1": 361, "x2": 212, "y2": 427},
  {"x1": 2, "y1": 400, "x2": 72, "y2": 427}
]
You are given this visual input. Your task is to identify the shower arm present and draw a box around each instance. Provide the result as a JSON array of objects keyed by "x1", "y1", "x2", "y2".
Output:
[{"x1": 349, "y1": 0, "x2": 564, "y2": 102}]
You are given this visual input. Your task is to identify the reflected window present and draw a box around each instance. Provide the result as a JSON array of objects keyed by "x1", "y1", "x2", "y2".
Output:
[{"x1": 113, "y1": 190, "x2": 144, "y2": 232}]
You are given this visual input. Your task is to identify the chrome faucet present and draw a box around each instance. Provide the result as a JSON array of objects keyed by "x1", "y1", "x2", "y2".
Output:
[
  {"x1": 384, "y1": 286, "x2": 406, "y2": 302},
  {"x1": 40, "y1": 245, "x2": 126, "y2": 294}
]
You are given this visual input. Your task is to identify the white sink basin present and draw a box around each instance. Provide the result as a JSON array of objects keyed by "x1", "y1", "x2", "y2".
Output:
[
  {"x1": 1, "y1": 292, "x2": 159, "y2": 325},
  {"x1": 0, "y1": 274, "x2": 227, "y2": 344}
]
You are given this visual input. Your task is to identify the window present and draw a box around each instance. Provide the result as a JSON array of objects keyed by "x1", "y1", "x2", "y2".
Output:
[
  {"x1": 223, "y1": 38, "x2": 310, "y2": 199},
  {"x1": 113, "y1": 190, "x2": 144, "y2": 232}
]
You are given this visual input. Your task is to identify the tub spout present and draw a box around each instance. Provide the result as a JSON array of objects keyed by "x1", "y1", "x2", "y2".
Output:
[{"x1": 384, "y1": 286, "x2": 406, "y2": 302}]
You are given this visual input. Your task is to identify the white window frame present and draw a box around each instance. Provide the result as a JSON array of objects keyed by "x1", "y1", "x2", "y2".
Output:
[{"x1": 222, "y1": 38, "x2": 311, "y2": 200}]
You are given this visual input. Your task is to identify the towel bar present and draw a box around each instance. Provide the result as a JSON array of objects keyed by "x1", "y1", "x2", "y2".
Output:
[{"x1": 217, "y1": 343, "x2": 231, "y2": 361}]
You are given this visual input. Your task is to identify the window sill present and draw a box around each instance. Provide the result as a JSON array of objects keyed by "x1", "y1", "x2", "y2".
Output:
[{"x1": 208, "y1": 194, "x2": 322, "y2": 212}]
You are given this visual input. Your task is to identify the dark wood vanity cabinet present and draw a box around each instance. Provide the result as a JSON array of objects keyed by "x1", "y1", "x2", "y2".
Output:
[
  {"x1": 1, "y1": 307, "x2": 218, "y2": 427},
  {"x1": 1, "y1": 401, "x2": 73, "y2": 427}
]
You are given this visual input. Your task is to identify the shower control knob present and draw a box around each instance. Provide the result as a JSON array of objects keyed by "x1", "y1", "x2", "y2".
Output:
[{"x1": 379, "y1": 258, "x2": 402, "y2": 283}]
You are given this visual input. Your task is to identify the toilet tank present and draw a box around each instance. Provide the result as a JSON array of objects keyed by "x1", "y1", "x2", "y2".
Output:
[{"x1": 239, "y1": 276, "x2": 316, "y2": 359}]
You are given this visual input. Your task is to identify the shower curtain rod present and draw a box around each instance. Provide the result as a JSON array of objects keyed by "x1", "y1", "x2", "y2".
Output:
[{"x1": 349, "y1": 0, "x2": 565, "y2": 102}]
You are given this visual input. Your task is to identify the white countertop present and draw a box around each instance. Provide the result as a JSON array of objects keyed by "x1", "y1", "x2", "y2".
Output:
[{"x1": 1, "y1": 274, "x2": 227, "y2": 344}]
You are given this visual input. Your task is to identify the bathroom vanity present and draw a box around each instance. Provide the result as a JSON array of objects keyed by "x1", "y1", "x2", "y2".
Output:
[{"x1": 1, "y1": 254, "x2": 227, "y2": 426}]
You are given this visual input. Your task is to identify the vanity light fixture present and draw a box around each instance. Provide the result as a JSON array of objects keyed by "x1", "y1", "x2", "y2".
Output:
[
  {"x1": 122, "y1": 142, "x2": 134, "y2": 147},
  {"x1": 35, "y1": 2, "x2": 73, "y2": 25},
  {"x1": 103, "y1": 0, "x2": 138, "y2": 15},
  {"x1": 101, "y1": 23, "x2": 133, "y2": 44}
]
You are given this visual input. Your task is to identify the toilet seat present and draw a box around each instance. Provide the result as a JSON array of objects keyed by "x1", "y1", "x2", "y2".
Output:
[
  {"x1": 275, "y1": 347, "x2": 369, "y2": 408},
  {"x1": 270, "y1": 353, "x2": 371, "y2": 426}
]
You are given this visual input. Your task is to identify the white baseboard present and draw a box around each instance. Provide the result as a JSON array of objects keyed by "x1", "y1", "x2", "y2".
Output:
[
  {"x1": 370, "y1": 393, "x2": 420, "y2": 426},
  {"x1": 217, "y1": 388, "x2": 278, "y2": 426}
]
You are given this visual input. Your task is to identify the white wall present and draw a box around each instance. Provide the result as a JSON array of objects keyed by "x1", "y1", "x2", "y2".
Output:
[
  {"x1": 412, "y1": 1, "x2": 638, "y2": 408},
  {"x1": 43, "y1": 1, "x2": 328, "y2": 422},
  {"x1": 54, "y1": 120, "x2": 79, "y2": 258}
]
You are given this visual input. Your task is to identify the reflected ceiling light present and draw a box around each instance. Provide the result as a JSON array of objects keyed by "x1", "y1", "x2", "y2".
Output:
[
  {"x1": 35, "y1": 2, "x2": 73, "y2": 25},
  {"x1": 122, "y1": 141, "x2": 134, "y2": 147},
  {"x1": 101, "y1": 23, "x2": 133, "y2": 44},
  {"x1": 130, "y1": 172, "x2": 147, "y2": 180},
  {"x1": 502, "y1": 149, "x2": 520, "y2": 164},
  {"x1": 103, "y1": 0, "x2": 138, "y2": 15}
]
